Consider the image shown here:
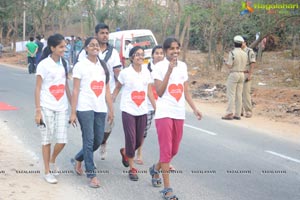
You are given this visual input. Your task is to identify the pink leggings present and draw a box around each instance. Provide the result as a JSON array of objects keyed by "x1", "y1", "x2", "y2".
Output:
[{"x1": 155, "y1": 118, "x2": 184, "y2": 163}]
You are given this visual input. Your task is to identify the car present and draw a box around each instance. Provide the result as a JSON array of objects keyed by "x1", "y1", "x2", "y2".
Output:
[{"x1": 109, "y1": 29, "x2": 158, "y2": 67}]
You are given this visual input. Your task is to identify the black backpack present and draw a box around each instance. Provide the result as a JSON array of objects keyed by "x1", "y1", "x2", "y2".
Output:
[{"x1": 97, "y1": 56, "x2": 110, "y2": 84}]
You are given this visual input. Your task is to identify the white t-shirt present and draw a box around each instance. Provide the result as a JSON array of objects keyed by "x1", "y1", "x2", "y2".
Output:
[
  {"x1": 118, "y1": 65, "x2": 151, "y2": 116},
  {"x1": 72, "y1": 58, "x2": 108, "y2": 112},
  {"x1": 152, "y1": 58, "x2": 188, "y2": 119},
  {"x1": 36, "y1": 56, "x2": 68, "y2": 111},
  {"x1": 147, "y1": 62, "x2": 158, "y2": 111},
  {"x1": 78, "y1": 45, "x2": 121, "y2": 92}
]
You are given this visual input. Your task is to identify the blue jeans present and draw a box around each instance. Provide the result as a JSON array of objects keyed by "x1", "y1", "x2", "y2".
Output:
[
  {"x1": 27, "y1": 57, "x2": 36, "y2": 73},
  {"x1": 75, "y1": 111, "x2": 106, "y2": 178}
]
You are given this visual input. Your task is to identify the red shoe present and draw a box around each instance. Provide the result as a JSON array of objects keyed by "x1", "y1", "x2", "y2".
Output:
[
  {"x1": 120, "y1": 148, "x2": 129, "y2": 167},
  {"x1": 129, "y1": 168, "x2": 139, "y2": 181}
]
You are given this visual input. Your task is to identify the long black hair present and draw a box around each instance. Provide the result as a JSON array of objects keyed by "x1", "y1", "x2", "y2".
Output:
[
  {"x1": 129, "y1": 46, "x2": 144, "y2": 64},
  {"x1": 148, "y1": 45, "x2": 163, "y2": 72},
  {"x1": 39, "y1": 33, "x2": 65, "y2": 63},
  {"x1": 83, "y1": 37, "x2": 95, "y2": 50},
  {"x1": 39, "y1": 33, "x2": 68, "y2": 76},
  {"x1": 163, "y1": 37, "x2": 180, "y2": 51}
]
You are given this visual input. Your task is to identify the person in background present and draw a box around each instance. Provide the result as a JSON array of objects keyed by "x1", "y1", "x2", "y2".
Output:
[
  {"x1": 150, "y1": 37, "x2": 202, "y2": 200},
  {"x1": 35, "y1": 35, "x2": 44, "y2": 65},
  {"x1": 34, "y1": 33, "x2": 71, "y2": 184},
  {"x1": 112, "y1": 46, "x2": 155, "y2": 181},
  {"x1": 222, "y1": 35, "x2": 247, "y2": 120},
  {"x1": 40, "y1": 34, "x2": 47, "y2": 49},
  {"x1": 70, "y1": 35, "x2": 76, "y2": 65},
  {"x1": 124, "y1": 39, "x2": 133, "y2": 67},
  {"x1": 75, "y1": 37, "x2": 83, "y2": 56},
  {"x1": 241, "y1": 36, "x2": 256, "y2": 118},
  {"x1": 0, "y1": 42, "x2": 3, "y2": 57},
  {"x1": 26, "y1": 37, "x2": 38, "y2": 74},
  {"x1": 63, "y1": 39, "x2": 72, "y2": 72}
]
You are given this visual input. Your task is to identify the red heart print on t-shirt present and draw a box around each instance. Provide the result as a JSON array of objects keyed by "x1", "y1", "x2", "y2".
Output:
[
  {"x1": 90, "y1": 81, "x2": 104, "y2": 97},
  {"x1": 49, "y1": 84, "x2": 65, "y2": 101},
  {"x1": 168, "y1": 84, "x2": 183, "y2": 102},
  {"x1": 131, "y1": 91, "x2": 145, "y2": 107}
]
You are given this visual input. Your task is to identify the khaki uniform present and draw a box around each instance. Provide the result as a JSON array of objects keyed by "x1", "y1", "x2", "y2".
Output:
[
  {"x1": 226, "y1": 48, "x2": 247, "y2": 116},
  {"x1": 243, "y1": 47, "x2": 256, "y2": 114}
]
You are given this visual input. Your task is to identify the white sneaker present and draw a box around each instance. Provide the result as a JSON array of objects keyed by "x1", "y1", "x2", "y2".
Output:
[
  {"x1": 44, "y1": 173, "x2": 58, "y2": 184},
  {"x1": 50, "y1": 163, "x2": 60, "y2": 176},
  {"x1": 100, "y1": 143, "x2": 107, "y2": 160}
]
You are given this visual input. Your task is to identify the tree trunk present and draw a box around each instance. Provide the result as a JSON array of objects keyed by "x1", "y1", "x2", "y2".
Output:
[
  {"x1": 179, "y1": 16, "x2": 190, "y2": 46},
  {"x1": 182, "y1": 16, "x2": 190, "y2": 62},
  {"x1": 162, "y1": 0, "x2": 171, "y2": 41},
  {"x1": 13, "y1": 15, "x2": 18, "y2": 52},
  {"x1": 291, "y1": 33, "x2": 299, "y2": 57},
  {"x1": 215, "y1": 38, "x2": 223, "y2": 71},
  {"x1": 256, "y1": 42, "x2": 263, "y2": 62},
  {"x1": 207, "y1": 18, "x2": 214, "y2": 68},
  {"x1": 174, "y1": 0, "x2": 181, "y2": 39},
  {"x1": 0, "y1": 21, "x2": 3, "y2": 44},
  {"x1": 58, "y1": 10, "x2": 63, "y2": 33},
  {"x1": 292, "y1": 22, "x2": 300, "y2": 58},
  {"x1": 6, "y1": 23, "x2": 14, "y2": 45}
]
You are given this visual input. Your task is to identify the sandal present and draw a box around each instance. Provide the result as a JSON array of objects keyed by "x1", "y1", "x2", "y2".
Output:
[
  {"x1": 134, "y1": 158, "x2": 144, "y2": 165},
  {"x1": 169, "y1": 164, "x2": 176, "y2": 172},
  {"x1": 120, "y1": 148, "x2": 129, "y2": 167},
  {"x1": 160, "y1": 188, "x2": 178, "y2": 200},
  {"x1": 71, "y1": 158, "x2": 83, "y2": 176},
  {"x1": 89, "y1": 177, "x2": 100, "y2": 188},
  {"x1": 129, "y1": 168, "x2": 139, "y2": 181},
  {"x1": 149, "y1": 164, "x2": 162, "y2": 187}
]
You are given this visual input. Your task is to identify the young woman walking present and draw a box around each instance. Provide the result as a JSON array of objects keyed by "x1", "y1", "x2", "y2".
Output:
[
  {"x1": 35, "y1": 33, "x2": 71, "y2": 184},
  {"x1": 149, "y1": 38, "x2": 202, "y2": 200},
  {"x1": 69, "y1": 37, "x2": 113, "y2": 188}
]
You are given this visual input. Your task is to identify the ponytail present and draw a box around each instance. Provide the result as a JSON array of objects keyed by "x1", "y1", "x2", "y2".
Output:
[
  {"x1": 38, "y1": 33, "x2": 65, "y2": 64},
  {"x1": 38, "y1": 46, "x2": 52, "y2": 64},
  {"x1": 147, "y1": 62, "x2": 152, "y2": 72}
]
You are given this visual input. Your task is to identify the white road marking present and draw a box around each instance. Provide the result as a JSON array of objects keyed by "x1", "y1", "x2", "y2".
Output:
[
  {"x1": 265, "y1": 150, "x2": 300, "y2": 164},
  {"x1": 184, "y1": 124, "x2": 217, "y2": 136}
]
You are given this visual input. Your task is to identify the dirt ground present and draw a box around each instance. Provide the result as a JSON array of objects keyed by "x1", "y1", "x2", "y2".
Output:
[{"x1": 185, "y1": 50, "x2": 300, "y2": 126}]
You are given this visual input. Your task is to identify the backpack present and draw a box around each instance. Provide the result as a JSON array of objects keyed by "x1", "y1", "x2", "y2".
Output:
[
  {"x1": 97, "y1": 56, "x2": 110, "y2": 84},
  {"x1": 103, "y1": 45, "x2": 113, "y2": 63}
]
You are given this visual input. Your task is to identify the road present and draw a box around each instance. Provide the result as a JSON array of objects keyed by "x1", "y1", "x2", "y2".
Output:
[{"x1": 0, "y1": 64, "x2": 299, "y2": 200}]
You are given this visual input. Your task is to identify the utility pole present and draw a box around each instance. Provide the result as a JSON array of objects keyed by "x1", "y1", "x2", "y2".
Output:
[{"x1": 23, "y1": 1, "x2": 26, "y2": 41}]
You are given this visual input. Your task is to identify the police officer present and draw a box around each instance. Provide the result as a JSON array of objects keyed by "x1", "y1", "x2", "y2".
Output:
[
  {"x1": 241, "y1": 36, "x2": 256, "y2": 118},
  {"x1": 222, "y1": 35, "x2": 247, "y2": 120}
]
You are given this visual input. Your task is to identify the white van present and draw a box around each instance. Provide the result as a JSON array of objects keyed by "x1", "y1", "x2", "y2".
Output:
[{"x1": 109, "y1": 29, "x2": 158, "y2": 66}]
